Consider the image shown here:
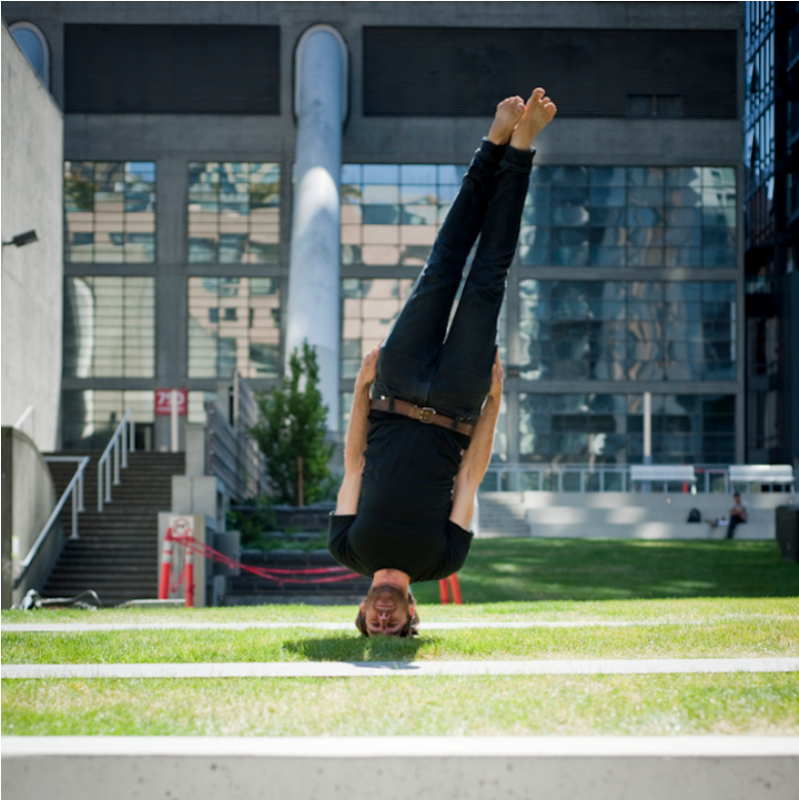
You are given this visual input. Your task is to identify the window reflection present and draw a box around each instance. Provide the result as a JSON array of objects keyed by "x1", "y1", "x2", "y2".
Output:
[
  {"x1": 519, "y1": 393, "x2": 734, "y2": 464},
  {"x1": 341, "y1": 163, "x2": 464, "y2": 267},
  {"x1": 520, "y1": 165, "x2": 736, "y2": 268},
  {"x1": 64, "y1": 161, "x2": 156, "y2": 263},
  {"x1": 61, "y1": 390, "x2": 154, "y2": 450},
  {"x1": 519, "y1": 280, "x2": 736, "y2": 382},
  {"x1": 188, "y1": 163, "x2": 280, "y2": 263},
  {"x1": 63, "y1": 277, "x2": 155, "y2": 378},
  {"x1": 188, "y1": 277, "x2": 281, "y2": 378}
]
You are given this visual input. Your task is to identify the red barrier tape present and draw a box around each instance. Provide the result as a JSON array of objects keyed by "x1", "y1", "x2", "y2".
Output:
[{"x1": 170, "y1": 534, "x2": 362, "y2": 587}]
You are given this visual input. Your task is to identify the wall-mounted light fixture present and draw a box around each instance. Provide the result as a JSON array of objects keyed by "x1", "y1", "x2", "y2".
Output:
[{"x1": 2, "y1": 230, "x2": 39, "y2": 247}]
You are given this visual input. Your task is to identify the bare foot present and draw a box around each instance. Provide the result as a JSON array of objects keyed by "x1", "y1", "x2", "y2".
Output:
[
  {"x1": 486, "y1": 96, "x2": 525, "y2": 145},
  {"x1": 510, "y1": 88, "x2": 557, "y2": 150}
]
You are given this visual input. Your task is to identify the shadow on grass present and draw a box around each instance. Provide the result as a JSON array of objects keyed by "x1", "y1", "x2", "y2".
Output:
[
  {"x1": 283, "y1": 635, "x2": 428, "y2": 662},
  {"x1": 409, "y1": 539, "x2": 799, "y2": 605}
]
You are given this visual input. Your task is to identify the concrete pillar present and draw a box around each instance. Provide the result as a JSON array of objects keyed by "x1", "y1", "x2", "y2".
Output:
[{"x1": 287, "y1": 25, "x2": 348, "y2": 432}]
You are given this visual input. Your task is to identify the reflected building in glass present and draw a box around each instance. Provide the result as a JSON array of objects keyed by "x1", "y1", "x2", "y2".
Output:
[
  {"x1": 2, "y1": 1, "x2": 748, "y2": 462},
  {"x1": 743, "y1": 2, "x2": 799, "y2": 466}
]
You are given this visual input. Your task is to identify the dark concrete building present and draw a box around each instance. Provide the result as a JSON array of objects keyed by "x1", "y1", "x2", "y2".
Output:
[{"x1": 3, "y1": 1, "x2": 747, "y2": 475}]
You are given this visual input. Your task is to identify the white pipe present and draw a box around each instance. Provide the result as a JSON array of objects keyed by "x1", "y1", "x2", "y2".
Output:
[
  {"x1": 171, "y1": 390, "x2": 179, "y2": 453},
  {"x1": 286, "y1": 25, "x2": 348, "y2": 432},
  {"x1": 643, "y1": 392, "x2": 652, "y2": 465}
]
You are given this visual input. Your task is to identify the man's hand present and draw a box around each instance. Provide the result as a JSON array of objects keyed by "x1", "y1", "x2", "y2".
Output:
[
  {"x1": 356, "y1": 345, "x2": 381, "y2": 390},
  {"x1": 488, "y1": 350, "x2": 504, "y2": 400}
]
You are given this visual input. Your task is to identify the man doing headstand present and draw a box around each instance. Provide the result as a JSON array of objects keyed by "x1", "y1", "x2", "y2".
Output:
[{"x1": 329, "y1": 89, "x2": 557, "y2": 636}]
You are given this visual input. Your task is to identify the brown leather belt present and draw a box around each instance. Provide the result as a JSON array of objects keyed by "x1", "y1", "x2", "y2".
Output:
[{"x1": 370, "y1": 396, "x2": 475, "y2": 437}]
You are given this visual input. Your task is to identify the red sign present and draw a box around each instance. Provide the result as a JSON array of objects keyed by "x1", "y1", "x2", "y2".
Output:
[{"x1": 155, "y1": 389, "x2": 188, "y2": 416}]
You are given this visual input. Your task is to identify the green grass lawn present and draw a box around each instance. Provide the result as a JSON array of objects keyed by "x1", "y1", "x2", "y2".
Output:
[
  {"x1": 3, "y1": 539, "x2": 797, "y2": 737},
  {"x1": 4, "y1": 674, "x2": 798, "y2": 736},
  {"x1": 2, "y1": 615, "x2": 798, "y2": 664},
  {"x1": 412, "y1": 538, "x2": 799, "y2": 604}
]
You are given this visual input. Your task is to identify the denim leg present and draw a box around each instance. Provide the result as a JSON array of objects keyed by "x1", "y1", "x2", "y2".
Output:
[
  {"x1": 373, "y1": 139, "x2": 506, "y2": 405},
  {"x1": 428, "y1": 145, "x2": 534, "y2": 422}
]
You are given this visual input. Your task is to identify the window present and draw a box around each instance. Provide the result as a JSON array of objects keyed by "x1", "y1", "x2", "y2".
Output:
[
  {"x1": 64, "y1": 161, "x2": 156, "y2": 263},
  {"x1": 519, "y1": 280, "x2": 736, "y2": 382},
  {"x1": 60, "y1": 390, "x2": 154, "y2": 450},
  {"x1": 188, "y1": 277, "x2": 280, "y2": 378},
  {"x1": 518, "y1": 393, "x2": 735, "y2": 465},
  {"x1": 10, "y1": 22, "x2": 50, "y2": 89},
  {"x1": 341, "y1": 163, "x2": 465, "y2": 266},
  {"x1": 627, "y1": 95, "x2": 683, "y2": 118},
  {"x1": 188, "y1": 163, "x2": 280, "y2": 263},
  {"x1": 340, "y1": 278, "x2": 415, "y2": 378},
  {"x1": 519, "y1": 165, "x2": 736, "y2": 268},
  {"x1": 63, "y1": 277, "x2": 155, "y2": 378}
]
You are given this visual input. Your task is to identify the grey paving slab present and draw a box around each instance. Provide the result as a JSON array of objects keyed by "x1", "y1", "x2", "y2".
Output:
[{"x1": 3, "y1": 658, "x2": 798, "y2": 679}]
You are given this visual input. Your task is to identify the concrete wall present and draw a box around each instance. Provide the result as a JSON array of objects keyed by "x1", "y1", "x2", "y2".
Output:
[
  {"x1": 1, "y1": 23, "x2": 64, "y2": 452},
  {"x1": 2, "y1": 736, "x2": 798, "y2": 800},
  {"x1": 0, "y1": 427, "x2": 60, "y2": 608}
]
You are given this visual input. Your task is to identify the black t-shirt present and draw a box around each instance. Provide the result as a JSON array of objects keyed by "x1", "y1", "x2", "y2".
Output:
[{"x1": 328, "y1": 411, "x2": 474, "y2": 583}]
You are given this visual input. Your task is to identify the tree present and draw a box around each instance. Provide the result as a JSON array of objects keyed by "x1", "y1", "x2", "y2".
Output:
[{"x1": 249, "y1": 342, "x2": 333, "y2": 506}]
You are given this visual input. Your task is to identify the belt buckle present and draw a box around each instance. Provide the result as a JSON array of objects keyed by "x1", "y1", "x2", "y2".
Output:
[{"x1": 418, "y1": 406, "x2": 436, "y2": 423}]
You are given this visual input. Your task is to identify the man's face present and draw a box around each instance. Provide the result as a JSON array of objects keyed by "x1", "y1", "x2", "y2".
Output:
[{"x1": 359, "y1": 584, "x2": 415, "y2": 636}]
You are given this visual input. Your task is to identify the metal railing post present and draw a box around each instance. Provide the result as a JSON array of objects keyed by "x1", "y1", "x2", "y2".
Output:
[
  {"x1": 130, "y1": 419, "x2": 136, "y2": 452},
  {"x1": 113, "y1": 438, "x2": 121, "y2": 485},
  {"x1": 105, "y1": 457, "x2": 112, "y2": 503},
  {"x1": 121, "y1": 421, "x2": 128, "y2": 469},
  {"x1": 71, "y1": 489, "x2": 79, "y2": 539}
]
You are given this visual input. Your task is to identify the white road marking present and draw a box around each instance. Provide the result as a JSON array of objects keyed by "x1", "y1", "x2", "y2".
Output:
[
  {"x1": 3, "y1": 657, "x2": 798, "y2": 680},
  {"x1": 0, "y1": 620, "x2": 715, "y2": 633}
]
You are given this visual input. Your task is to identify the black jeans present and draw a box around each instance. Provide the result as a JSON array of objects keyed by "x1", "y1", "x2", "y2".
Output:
[
  {"x1": 726, "y1": 513, "x2": 746, "y2": 539},
  {"x1": 374, "y1": 139, "x2": 534, "y2": 425}
]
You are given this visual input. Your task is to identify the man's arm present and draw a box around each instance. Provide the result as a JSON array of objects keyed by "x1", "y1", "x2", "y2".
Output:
[
  {"x1": 335, "y1": 346, "x2": 379, "y2": 515},
  {"x1": 449, "y1": 352, "x2": 503, "y2": 530}
]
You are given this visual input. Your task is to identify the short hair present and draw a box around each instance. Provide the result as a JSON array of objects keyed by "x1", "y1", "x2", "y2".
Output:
[{"x1": 355, "y1": 591, "x2": 419, "y2": 638}]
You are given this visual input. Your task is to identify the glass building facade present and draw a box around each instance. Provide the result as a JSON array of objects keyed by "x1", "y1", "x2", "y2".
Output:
[
  {"x1": 743, "y1": 1, "x2": 799, "y2": 465},
  {"x1": 32, "y1": 3, "x2": 743, "y2": 461},
  {"x1": 338, "y1": 162, "x2": 739, "y2": 465}
]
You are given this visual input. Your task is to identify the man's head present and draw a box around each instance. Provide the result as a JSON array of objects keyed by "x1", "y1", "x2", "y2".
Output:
[
  {"x1": 733, "y1": 492, "x2": 741, "y2": 502},
  {"x1": 356, "y1": 584, "x2": 419, "y2": 637}
]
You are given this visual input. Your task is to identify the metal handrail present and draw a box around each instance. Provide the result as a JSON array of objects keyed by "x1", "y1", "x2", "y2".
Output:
[
  {"x1": 97, "y1": 407, "x2": 135, "y2": 511},
  {"x1": 13, "y1": 405, "x2": 34, "y2": 439},
  {"x1": 13, "y1": 456, "x2": 90, "y2": 589}
]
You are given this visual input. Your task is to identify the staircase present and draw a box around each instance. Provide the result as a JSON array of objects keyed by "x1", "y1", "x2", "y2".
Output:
[
  {"x1": 476, "y1": 493, "x2": 530, "y2": 537},
  {"x1": 43, "y1": 452, "x2": 185, "y2": 607}
]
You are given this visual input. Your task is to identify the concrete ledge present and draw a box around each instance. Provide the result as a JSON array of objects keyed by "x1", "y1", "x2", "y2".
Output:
[
  {"x1": 4, "y1": 658, "x2": 798, "y2": 679},
  {"x1": 3, "y1": 736, "x2": 798, "y2": 800}
]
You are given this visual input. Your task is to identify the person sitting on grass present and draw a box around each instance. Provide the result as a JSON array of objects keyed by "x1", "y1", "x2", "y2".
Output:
[{"x1": 328, "y1": 89, "x2": 557, "y2": 637}]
